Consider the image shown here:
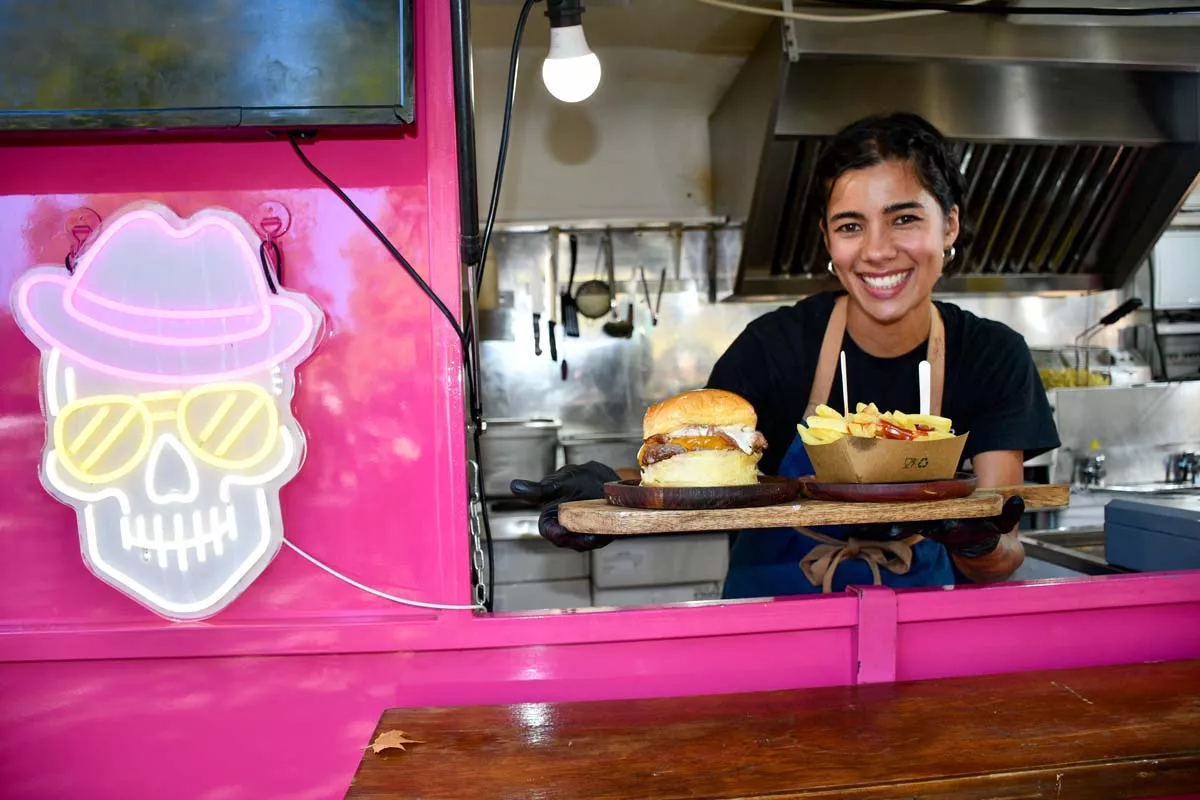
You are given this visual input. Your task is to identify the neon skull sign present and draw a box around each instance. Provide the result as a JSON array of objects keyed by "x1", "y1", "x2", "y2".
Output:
[{"x1": 11, "y1": 202, "x2": 323, "y2": 620}]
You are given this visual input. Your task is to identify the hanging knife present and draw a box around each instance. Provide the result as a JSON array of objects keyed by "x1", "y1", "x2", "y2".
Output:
[
  {"x1": 547, "y1": 228, "x2": 559, "y2": 362},
  {"x1": 655, "y1": 267, "x2": 666, "y2": 325},
  {"x1": 531, "y1": 255, "x2": 544, "y2": 357}
]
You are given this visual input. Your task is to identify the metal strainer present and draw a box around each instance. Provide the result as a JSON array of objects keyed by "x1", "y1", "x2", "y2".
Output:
[{"x1": 574, "y1": 231, "x2": 614, "y2": 320}]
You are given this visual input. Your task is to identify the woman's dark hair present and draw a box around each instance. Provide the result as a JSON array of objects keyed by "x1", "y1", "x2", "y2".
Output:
[{"x1": 813, "y1": 112, "x2": 975, "y2": 252}]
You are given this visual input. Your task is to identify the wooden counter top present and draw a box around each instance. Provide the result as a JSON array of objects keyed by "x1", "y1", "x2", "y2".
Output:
[{"x1": 348, "y1": 660, "x2": 1200, "y2": 800}]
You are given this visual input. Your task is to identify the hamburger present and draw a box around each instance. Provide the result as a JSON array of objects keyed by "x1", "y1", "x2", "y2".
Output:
[{"x1": 638, "y1": 389, "x2": 768, "y2": 487}]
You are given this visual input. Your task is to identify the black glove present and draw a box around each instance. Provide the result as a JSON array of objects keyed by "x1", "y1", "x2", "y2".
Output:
[
  {"x1": 509, "y1": 462, "x2": 619, "y2": 552},
  {"x1": 923, "y1": 496, "x2": 1025, "y2": 558},
  {"x1": 844, "y1": 496, "x2": 1025, "y2": 559}
]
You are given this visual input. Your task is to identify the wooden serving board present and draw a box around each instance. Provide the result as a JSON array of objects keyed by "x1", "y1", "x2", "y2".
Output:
[{"x1": 558, "y1": 483, "x2": 1069, "y2": 536}]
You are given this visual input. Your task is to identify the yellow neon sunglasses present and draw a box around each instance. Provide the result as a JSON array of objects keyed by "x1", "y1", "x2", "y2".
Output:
[{"x1": 52, "y1": 382, "x2": 280, "y2": 485}]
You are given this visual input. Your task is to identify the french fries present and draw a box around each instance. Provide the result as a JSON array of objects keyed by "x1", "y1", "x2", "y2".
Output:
[{"x1": 797, "y1": 402, "x2": 956, "y2": 446}]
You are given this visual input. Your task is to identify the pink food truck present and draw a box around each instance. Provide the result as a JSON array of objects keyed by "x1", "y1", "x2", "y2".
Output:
[{"x1": 2, "y1": 1, "x2": 1199, "y2": 797}]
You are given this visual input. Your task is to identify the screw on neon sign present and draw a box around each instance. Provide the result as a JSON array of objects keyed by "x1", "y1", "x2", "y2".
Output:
[{"x1": 11, "y1": 202, "x2": 324, "y2": 620}]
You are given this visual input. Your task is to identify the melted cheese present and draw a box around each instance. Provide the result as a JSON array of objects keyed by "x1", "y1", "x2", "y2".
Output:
[
  {"x1": 670, "y1": 436, "x2": 730, "y2": 452},
  {"x1": 671, "y1": 425, "x2": 758, "y2": 455}
]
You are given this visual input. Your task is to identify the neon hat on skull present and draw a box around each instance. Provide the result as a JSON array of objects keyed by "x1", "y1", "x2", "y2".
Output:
[{"x1": 12, "y1": 204, "x2": 322, "y2": 385}]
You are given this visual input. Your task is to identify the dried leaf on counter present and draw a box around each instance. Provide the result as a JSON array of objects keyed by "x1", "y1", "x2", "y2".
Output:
[{"x1": 369, "y1": 730, "x2": 426, "y2": 754}]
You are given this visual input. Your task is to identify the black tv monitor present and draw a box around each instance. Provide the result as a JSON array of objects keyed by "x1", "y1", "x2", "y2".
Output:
[{"x1": 0, "y1": 0, "x2": 415, "y2": 131}]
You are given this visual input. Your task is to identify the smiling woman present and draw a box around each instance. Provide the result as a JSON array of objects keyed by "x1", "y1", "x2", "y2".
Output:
[
  {"x1": 818, "y1": 113, "x2": 972, "y2": 348},
  {"x1": 708, "y1": 113, "x2": 1060, "y2": 597},
  {"x1": 516, "y1": 111, "x2": 1061, "y2": 600}
]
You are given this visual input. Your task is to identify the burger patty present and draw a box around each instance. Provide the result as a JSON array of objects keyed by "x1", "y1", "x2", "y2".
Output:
[
  {"x1": 640, "y1": 429, "x2": 767, "y2": 466},
  {"x1": 640, "y1": 442, "x2": 688, "y2": 466}
]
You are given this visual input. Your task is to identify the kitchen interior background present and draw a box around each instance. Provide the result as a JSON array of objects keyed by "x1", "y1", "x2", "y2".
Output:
[{"x1": 468, "y1": 1, "x2": 1200, "y2": 612}]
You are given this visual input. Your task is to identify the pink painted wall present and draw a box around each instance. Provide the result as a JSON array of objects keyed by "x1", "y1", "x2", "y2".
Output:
[
  {"x1": 0, "y1": 23, "x2": 470, "y2": 629},
  {"x1": 2, "y1": 2, "x2": 1200, "y2": 799}
]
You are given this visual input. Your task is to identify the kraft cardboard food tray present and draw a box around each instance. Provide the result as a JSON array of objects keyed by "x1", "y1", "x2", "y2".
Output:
[{"x1": 803, "y1": 433, "x2": 969, "y2": 484}]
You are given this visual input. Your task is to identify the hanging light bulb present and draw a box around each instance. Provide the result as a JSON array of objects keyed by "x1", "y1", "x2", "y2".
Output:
[{"x1": 542, "y1": 0, "x2": 601, "y2": 104}]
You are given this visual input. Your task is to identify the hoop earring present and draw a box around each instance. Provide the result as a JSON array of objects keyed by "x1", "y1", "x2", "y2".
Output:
[
  {"x1": 827, "y1": 260, "x2": 836, "y2": 276},
  {"x1": 943, "y1": 246, "x2": 956, "y2": 265}
]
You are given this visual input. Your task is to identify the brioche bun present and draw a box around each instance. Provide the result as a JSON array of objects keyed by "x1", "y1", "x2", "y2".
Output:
[
  {"x1": 643, "y1": 389, "x2": 757, "y2": 439},
  {"x1": 640, "y1": 449, "x2": 761, "y2": 488}
]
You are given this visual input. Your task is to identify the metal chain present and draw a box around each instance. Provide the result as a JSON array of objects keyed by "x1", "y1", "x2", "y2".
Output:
[{"x1": 467, "y1": 460, "x2": 489, "y2": 608}]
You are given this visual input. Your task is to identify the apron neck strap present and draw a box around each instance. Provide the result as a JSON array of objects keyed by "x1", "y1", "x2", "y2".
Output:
[{"x1": 804, "y1": 295, "x2": 945, "y2": 418}]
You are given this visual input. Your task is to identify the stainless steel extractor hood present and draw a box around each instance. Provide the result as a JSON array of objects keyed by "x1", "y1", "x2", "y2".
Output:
[{"x1": 710, "y1": 13, "x2": 1200, "y2": 299}]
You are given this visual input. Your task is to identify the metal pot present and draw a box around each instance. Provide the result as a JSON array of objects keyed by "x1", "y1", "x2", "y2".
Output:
[
  {"x1": 560, "y1": 432, "x2": 644, "y2": 472},
  {"x1": 479, "y1": 418, "x2": 561, "y2": 497}
]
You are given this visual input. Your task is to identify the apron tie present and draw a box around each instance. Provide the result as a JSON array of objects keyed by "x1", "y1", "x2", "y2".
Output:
[{"x1": 795, "y1": 528, "x2": 924, "y2": 593}]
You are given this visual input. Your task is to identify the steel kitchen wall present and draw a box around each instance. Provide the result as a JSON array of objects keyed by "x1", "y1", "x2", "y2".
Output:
[
  {"x1": 471, "y1": 44, "x2": 744, "y2": 224},
  {"x1": 1051, "y1": 382, "x2": 1200, "y2": 486},
  {"x1": 480, "y1": 226, "x2": 1135, "y2": 438}
]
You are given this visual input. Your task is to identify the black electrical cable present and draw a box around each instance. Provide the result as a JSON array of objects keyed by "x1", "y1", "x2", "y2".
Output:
[
  {"x1": 288, "y1": 131, "x2": 492, "y2": 610},
  {"x1": 287, "y1": 133, "x2": 469, "y2": 348},
  {"x1": 451, "y1": 0, "x2": 495, "y2": 613},
  {"x1": 1148, "y1": 251, "x2": 1168, "y2": 381},
  {"x1": 811, "y1": 0, "x2": 1200, "y2": 16},
  {"x1": 452, "y1": 0, "x2": 545, "y2": 610},
  {"x1": 289, "y1": 0, "x2": 554, "y2": 614},
  {"x1": 467, "y1": 0, "x2": 544, "y2": 613},
  {"x1": 288, "y1": 130, "x2": 481, "y2": 417},
  {"x1": 459, "y1": 0, "x2": 543, "y2": 611},
  {"x1": 451, "y1": 0, "x2": 483, "y2": 270},
  {"x1": 259, "y1": 240, "x2": 281, "y2": 294},
  {"x1": 475, "y1": 0, "x2": 542, "y2": 295}
]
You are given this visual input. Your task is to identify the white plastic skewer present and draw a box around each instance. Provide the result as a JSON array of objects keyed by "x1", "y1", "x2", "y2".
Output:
[
  {"x1": 918, "y1": 359, "x2": 931, "y2": 416},
  {"x1": 839, "y1": 350, "x2": 849, "y2": 414}
]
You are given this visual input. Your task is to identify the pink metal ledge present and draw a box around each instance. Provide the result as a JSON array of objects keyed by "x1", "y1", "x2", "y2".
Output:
[{"x1": 2, "y1": 2, "x2": 1199, "y2": 798}]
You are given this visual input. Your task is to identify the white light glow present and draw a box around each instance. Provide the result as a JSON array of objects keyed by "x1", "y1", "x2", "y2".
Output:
[
  {"x1": 541, "y1": 25, "x2": 601, "y2": 103},
  {"x1": 12, "y1": 202, "x2": 324, "y2": 621},
  {"x1": 83, "y1": 488, "x2": 273, "y2": 616}
]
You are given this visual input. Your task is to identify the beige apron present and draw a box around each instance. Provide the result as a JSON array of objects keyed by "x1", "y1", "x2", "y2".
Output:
[{"x1": 795, "y1": 295, "x2": 947, "y2": 593}]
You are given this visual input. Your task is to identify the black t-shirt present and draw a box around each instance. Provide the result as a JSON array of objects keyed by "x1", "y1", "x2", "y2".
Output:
[{"x1": 706, "y1": 292, "x2": 1060, "y2": 476}]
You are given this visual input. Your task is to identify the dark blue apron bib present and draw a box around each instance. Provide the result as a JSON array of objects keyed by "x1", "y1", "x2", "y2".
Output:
[
  {"x1": 722, "y1": 435, "x2": 956, "y2": 599},
  {"x1": 722, "y1": 296, "x2": 958, "y2": 599}
]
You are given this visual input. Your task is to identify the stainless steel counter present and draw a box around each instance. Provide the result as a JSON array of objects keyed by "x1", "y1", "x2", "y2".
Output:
[
  {"x1": 1018, "y1": 529, "x2": 1116, "y2": 578},
  {"x1": 1017, "y1": 490, "x2": 1117, "y2": 578},
  {"x1": 1018, "y1": 484, "x2": 1200, "y2": 578}
]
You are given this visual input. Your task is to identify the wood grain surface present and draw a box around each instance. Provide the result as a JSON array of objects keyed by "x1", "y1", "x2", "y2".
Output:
[
  {"x1": 347, "y1": 659, "x2": 1200, "y2": 800},
  {"x1": 604, "y1": 476, "x2": 800, "y2": 510},
  {"x1": 558, "y1": 484, "x2": 1069, "y2": 536}
]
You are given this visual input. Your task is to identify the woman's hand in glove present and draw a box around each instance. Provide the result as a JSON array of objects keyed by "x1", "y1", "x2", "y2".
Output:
[
  {"x1": 919, "y1": 495, "x2": 1026, "y2": 558},
  {"x1": 509, "y1": 462, "x2": 619, "y2": 552},
  {"x1": 845, "y1": 495, "x2": 1025, "y2": 558}
]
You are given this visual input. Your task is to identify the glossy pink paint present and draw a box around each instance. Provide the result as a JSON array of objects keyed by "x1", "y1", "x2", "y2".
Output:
[
  {"x1": 853, "y1": 585, "x2": 898, "y2": 683},
  {"x1": 2, "y1": 2, "x2": 1200, "y2": 799}
]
